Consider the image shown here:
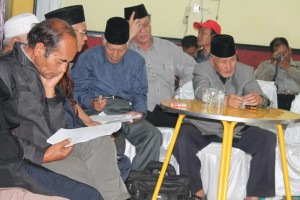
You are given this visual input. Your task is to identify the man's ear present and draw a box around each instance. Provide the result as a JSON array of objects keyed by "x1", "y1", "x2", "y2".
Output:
[
  {"x1": 289, "y1": 47, "x2": 292, "y2": 55},
  {"x1": 33, "y1": 42, "x2": 46, "y2": 57}
]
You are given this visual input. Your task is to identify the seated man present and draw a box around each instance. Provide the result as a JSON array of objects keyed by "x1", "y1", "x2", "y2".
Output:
[
  {"x1": 173, "y1": 34, "x2": 276, "y2": 200},
  {"x1": 0, "y1": 79, "x2": 102, "y2": 200},
  {"x1": 71, "y1": 16, "x2": 162, "y2": 171},
  {"x1": 0, "y1": 19, "x2": 129, "y2": 200},
  {"x1": 44, "y1": 5, "x2": 131, "y2": 182},
  {"x1": 255, "y1": 37, "x2": 300, "y2": 110}
]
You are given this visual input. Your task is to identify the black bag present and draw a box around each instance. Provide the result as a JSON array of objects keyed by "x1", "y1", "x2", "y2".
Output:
[{"x1": 126, "y1": 161, "x2": 191, "y2": 200}]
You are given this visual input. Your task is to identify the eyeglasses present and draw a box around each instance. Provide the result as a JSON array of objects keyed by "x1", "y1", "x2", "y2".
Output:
[{"x1": 74, "y1": 30, "x2": 87, "y2": 36}]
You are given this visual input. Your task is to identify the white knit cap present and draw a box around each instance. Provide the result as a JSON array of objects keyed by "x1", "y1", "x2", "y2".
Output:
[{"x1": 4, "y1": 13, "x2": 39, "y2": 39}]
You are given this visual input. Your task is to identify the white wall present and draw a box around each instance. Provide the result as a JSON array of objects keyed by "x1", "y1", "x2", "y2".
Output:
[{"x1": 61, "y1": 0, "x2": 300, "y2": 49}]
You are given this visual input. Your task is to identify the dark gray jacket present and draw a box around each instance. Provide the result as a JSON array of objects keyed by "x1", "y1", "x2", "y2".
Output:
[{"x1": 0, "y1": 43, "x2": 66, "y2": 164}]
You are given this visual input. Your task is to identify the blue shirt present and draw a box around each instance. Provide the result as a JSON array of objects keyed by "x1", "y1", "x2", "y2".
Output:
[{"x1": 71, "y1": 46, "x2": 148, "y2": 114}]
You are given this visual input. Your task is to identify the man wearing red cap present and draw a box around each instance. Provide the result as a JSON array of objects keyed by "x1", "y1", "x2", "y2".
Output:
[{"x1": 193, "y1": 19, "x2": 221, "y2": 63}]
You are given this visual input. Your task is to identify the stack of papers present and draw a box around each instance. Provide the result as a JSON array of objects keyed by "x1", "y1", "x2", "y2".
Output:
[
  {"x1": 47, "y1": 122, "x2": 122, "y2": 147},
  {"x1": 89, "y1": 112, "x2": 141, "y2": 124}
]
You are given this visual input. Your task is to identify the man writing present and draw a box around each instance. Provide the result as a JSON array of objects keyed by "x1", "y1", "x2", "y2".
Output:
[{"x1": 71, "y1": 16, "x2": 162, "y2": 171}]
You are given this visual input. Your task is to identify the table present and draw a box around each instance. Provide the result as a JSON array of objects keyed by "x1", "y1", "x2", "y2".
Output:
[{"x1": 152, "y1": 99, "x2": 300, "y2": 200}]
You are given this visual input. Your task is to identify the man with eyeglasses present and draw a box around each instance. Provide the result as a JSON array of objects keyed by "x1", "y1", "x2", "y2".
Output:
[{"x1": 125, "y1": 4, "x2": 197, "y2": 128}]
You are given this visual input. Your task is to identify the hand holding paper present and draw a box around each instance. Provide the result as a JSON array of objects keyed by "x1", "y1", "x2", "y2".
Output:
[{"x1": 47, "y1": 122, "x2": 122, "y2": 147}]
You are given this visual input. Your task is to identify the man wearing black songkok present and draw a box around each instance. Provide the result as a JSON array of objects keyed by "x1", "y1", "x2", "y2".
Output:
[
  {"x1": 173, "y1": 35, "x2": 276, "y2": 200},
  {"x1": 71, "y1": 17, "x2": 162, "y2": 171}
]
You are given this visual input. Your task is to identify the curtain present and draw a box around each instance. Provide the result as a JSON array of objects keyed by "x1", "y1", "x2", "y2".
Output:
[{"x1": 0, "y1": 0, "x2": 5, "y2": 51}]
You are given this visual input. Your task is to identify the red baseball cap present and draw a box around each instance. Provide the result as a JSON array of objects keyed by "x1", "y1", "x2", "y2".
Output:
[{"x1": 193, "y1": 20, "x2": 221, "y2": 35}]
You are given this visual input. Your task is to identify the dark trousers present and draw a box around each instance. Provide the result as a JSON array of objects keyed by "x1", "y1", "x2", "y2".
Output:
[
  {"x1": 146, "y1": 105, "x2": 179, "y2": 127},
  {"x1": 99, "y1": 98, "x2": 162, "y2": 171},
  {"x1": 23, "y1": 160, "x2": 103, "y2": 200},
  {"x1": 172, "y1": 123, "x2": 276, "y2": 197},
  {"x1": 277, "y1": 94, "x2": 295, "y2": 110}
]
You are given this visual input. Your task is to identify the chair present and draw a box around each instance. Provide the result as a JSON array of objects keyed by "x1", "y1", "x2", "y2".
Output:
[
  {"x1": 266, "y1": 94, "x2": 300, "y2": 199},
  {"x1": 124, "y1": 80, "x2": 279, "y2": 199}
]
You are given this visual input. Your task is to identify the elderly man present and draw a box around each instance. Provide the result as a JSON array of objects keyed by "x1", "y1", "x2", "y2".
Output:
[
  {"x1": 0, "y1": 79, "x2": 101, "y2": 200},
  {"x1": 71, "y1": 17, "x2": 162, "y2": 171},
  {"x1": 0, "y1": 18, "x2": 129, "y2": 200},
  {"x1": 44, "y1": 5, "x2": 131, "y2": 182},
  {"x1": 255, "y1": 37, "x2": 300, "y2": 110},
  {"x1": 2, "y1": 13, "x2": 39, "y2": 54},
  {"x1": 193, "y1": 19, "x2": 221, "y2": 63},
  {"x1": 173, "y1": 34, "x2": 276, "y2": 200},
  {"x1": 125, "y1": 4, "x2": 196, "y2": 127}
]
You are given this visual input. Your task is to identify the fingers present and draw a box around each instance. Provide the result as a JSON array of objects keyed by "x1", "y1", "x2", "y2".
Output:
[
  {"x1": 129, "y1": 11, "x2": 135, "y2": 23},
  {"x1": 43, "y1": 138, "x2": 73, "y2": 163},
  {"x1": 243, "y1": 92, "x2": 261, "y2": 106},
  {"x1": 93, "y1": 96, "x2": 107, "y2": 111},
  {"x1": 60, "y1": 138, "x2": 73, "y2": 147},
  {"x1": 228, "y1": 94, "x2": 243, "y2": 108}
]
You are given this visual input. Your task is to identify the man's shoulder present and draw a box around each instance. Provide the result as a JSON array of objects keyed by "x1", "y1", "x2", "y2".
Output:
[
  {"x1": 234, "y1": 62, "x2": 255, "y2": 78},
  {"x1": 126, "y1": 48, "x2": 145, "y2": 61},
  {"x1": 0, "y1": 55, "x2": 20, "y2": 71},
  {"x1": 195, "y1": 60, "x2": 213, "y2": 71},
  {"x1": 153, "y1": 37, "x2": 177, "y2": 48},
  {"x1": 80, "y1": 46, "x2": 104, "y2": 57}
]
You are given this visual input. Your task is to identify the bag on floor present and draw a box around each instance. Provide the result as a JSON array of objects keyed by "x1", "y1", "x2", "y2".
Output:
[{"x1": 125, "y1": 161, "x2": 191, "y2": 200}]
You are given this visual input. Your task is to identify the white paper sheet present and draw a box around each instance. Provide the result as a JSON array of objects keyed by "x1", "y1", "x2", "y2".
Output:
[
  {"x1": 47, "y1": 122, "x2": 121, "y2": 147},
  {"x1": 89, "y1": 112, "x2": 141, "y2": 124}
]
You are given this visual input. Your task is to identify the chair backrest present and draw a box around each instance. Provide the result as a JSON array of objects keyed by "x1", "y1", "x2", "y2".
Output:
[
  {"x1": 177, "y1": 81, "x2": 194, "y2": 100},
  {"x1": 285, "y1": 94, "x2": 300, "y2": 143},
  {"x1": 256, "y1": 80, "x2": 278, "y2": 108}
]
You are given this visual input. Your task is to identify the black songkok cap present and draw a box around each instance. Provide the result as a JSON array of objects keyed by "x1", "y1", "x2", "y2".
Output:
[
  {"x1": 44, "y1": 5, "x2": 85, "y2": 25},
  {"x1": 124, "y1": 4, "x2": 149, "y2": 20},
  {"x1": 105, "y1": 17, "x2": 129, "y2": 45},
  {"x1": 210, "y1": 34, "x2": 236, "y2": 58}
]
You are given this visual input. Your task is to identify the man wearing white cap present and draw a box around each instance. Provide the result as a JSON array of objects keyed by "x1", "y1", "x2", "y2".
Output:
[{"x1": 3, "y1": 13, "x2": 39, "y2": 54}]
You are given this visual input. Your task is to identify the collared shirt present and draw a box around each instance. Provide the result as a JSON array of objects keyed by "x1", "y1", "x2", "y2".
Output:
[
  {"x1": 195, "y1": 49, "x2": 210, "y2": 63},
  {"x1": 71, "y1": 46, "x2": 148, "y2": 114},
  {"x1": 130, "y1": 37, "x2": 196, "y2": 111},
  {"x1": 255, "y1": 59, "x2": 300, "y2": 93}
]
